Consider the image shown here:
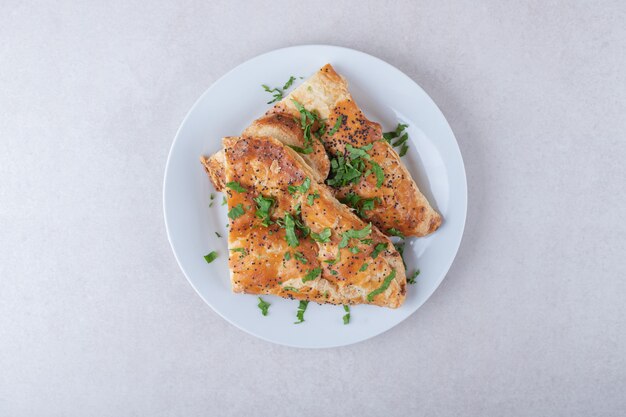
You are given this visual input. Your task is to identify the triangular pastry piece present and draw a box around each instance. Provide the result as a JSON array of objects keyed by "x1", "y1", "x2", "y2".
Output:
[
  {"x1": 203, "y1": 64, "x2": 441, "y2": 238},
  {"x1": 220, "y1": 135, "x2": 406, "y2": 308}
]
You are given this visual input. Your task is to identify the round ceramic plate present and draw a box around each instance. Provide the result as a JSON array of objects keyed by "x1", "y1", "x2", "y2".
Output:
[{"x1": 164, "y1": 45, "x2": 466, "y2": 348}]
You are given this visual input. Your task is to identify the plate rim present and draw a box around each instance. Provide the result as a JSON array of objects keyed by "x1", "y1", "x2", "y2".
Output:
[{"x1": 163, "y1": 44, "x2": 467, "y2": 348}]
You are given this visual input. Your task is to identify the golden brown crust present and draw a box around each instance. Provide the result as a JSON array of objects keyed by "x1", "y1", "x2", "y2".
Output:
[
  {"x1": 244, "y1": 112, "x2": 330, "y2": 179},
  {"x1": 223, "y1": 135, "x2": 406, "y2": 308},
  {"x1": 200, "y1": 151, "x2": 226, "y2": 191}
]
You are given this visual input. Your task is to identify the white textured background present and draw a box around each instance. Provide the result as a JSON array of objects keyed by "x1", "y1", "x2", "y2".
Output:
[{"x1": 1, "y1": 1, "x2": 625, "y2": 416}]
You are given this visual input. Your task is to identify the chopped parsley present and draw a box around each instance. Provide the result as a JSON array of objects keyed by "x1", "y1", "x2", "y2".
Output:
[
  {"x1": 408, "y1": 269, "x2": 420, "y2": 284},
  {"x1": 339, "y1": 223, "x2": 372, "y2": 248},
  {"x1": 302, "y1": 267, "x2": 322, "y2": 283},
  {"x1": 327, "y1": 155, "x2": 363, "y2": 187},
  {"x1": 221, "y1": 196, "x2": 227, "y2": 206},
  {"x1": 307, "y1": 192, "x2": 320, "y2": 206},
  {"x1": 288, "y1": 144, "x2": 313, "y2": 154},
  {"x1": 383, "y1": 123, "x2": 410, "y2": 156},
  {"x1": 257, "y1": 297, "x2": 271, "y2": 316},
  {"x1": 227, "y1": 203, "x2": 245, "y2": 220},
  {"x1": 371, "y1": 242, "x2": 387, "y2": 259},
  {"x1": 294, "y1": 300, "x2": 309, "y2": 324},
  {"x1": 284, "y1": 214, "x2": 299, "y2": 247},
  {"x1": 330, "y1": 269, "x2": 338, "y2": 275},
  {"x1": 284, "y1": 252, "x2": 291, "y2": 261},
  {"x1": 225, "y1": 181, "x2": 247, "y2": 193},
  {"x1": 230, "y1": 247, "x2": 248, "y2": 258},
  {"x1": 346, "y1": 143, "x2": 373, "y2": 160},
  {"x1": 328, "y1": 115, "x2": 343, "y2": 135},
  {"x1": 387, "y1": 228, "x2": 405, "y2": 238},
  {"x1": 340, "y1": 193, "x2": 381, "y2": 217},
  {"x1": 291, "y1": 99, "x2": 323, "y2": 153},
  {"x1": 310, "y1": 227, "x2": 331, "y2": 243},
  {"x1": 294, "y1": 216, "x2": 310, "y2": 238},
  {"x1": 293, "y1": 251, "x2": 308, "y2": 264},
  {"x1": 349, "y1": 246, "x2": 360, "y2": 254},
  {"x1": 359, "y1": 263, "x2": 369, "y2": 272},
  {"x1": 288, "y1": 177, "x2": 311, "y2": 195},
  {"x1": 370, "y1": 161, "x2": 384, "y2": 188},
  {"x1": 203, "y1": 251, "x2": 218, "y2": 263},
  {"x1": 367, "y1": 269, "x2": 397, "y2": 302},
  {"x1": 254, "y1": 195, "x2": 275, "y2": 227},
  {"x1": 283, "y1": 286, "x2": 299, "y2": 292},
  {"x1": 342, "y1": 305, "x2": 351, "y2": 325},
  {"x1": 327, "y1": 143, "x2": 382, "y2": 189},
  {"x1": 392, "y1": 133, "x2": 409, "y2": 148},
  {"x1": 261, "y1": 76, "x2": 296, "y2": 104}
]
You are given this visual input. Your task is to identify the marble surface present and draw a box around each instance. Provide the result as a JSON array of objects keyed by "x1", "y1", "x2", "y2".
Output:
[{"x1": 1, "y1": 1, "x2": 625, "y2": 416}]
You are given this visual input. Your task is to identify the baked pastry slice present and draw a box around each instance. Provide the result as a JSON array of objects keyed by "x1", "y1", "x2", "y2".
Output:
[
  {"x1": 204, "y1": 64, "x2": 441, "y2": 238},
  {"x1": 271, "y1": 64, "x2": 442, "y2": 237},
  {"x1": 216, "y1": 135, "x2": 406, "y2": 308}
]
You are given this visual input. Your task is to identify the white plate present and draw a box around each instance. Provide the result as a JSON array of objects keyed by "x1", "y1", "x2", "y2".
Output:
[{"x1": 163, "y1": 45, "x2": 467, "y2": 348}]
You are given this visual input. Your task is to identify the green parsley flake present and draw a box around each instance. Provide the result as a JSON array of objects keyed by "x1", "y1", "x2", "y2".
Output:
[
  {"x1": 367, "y1": 269, "x2": 397, "y2": 302},
  {"x1": 370, "y1": 161, "x2": 385, "y2": 188},
  {"x1": 254, "y1": 195, "x2": 275, "y2": 227},
  {"x1": 291, "y1": 99, "x2": 323, "y2": 150},
  {"x1": 221, "y1": 196, "x2": 227, "y2": 206},
  {"x1": 408, "y1": 269, "x2": 420, "y2": 284},
  {"x1": 330, "y1": 269, "x2": 338, "y2": 275},
  {"x1": 293, "y1": 251, "x2": 308, "y2": 264},
  {"x1": 328, "y1": 115, "x2": 343, "y2": 135},
  {"x1": 230, "y1": 247, "x2": 247, "y2": 258},
  {"x1": 288, "y1": 178, "x2": 311, "y2": 195},
  {"x1": 383, "y1": 123, "x2": 410, "y2": 156},
  {"x1": 349, "y1": 246, "x2": 360, "y2": 254},
  {"x1": 225, "y1": 181, "x2": 247, "y2": 193},
  {"x1": 294, "y1": 300, "x2": 309, "y2": 324},
  {"x1": 283, "y1": 286, "x2": 299, "y2": 292},
  {"x1": 284, "y1": 214, "x2": 299, "y2": 247},
  {"x1": 307, "y1": 192, "x2": 320, "y2": 206},
  {"x1": 203, "y1": 251, "x2": 218, "y2": 263},
  {"x1": 387, "y1": 228, "x2": 405, "y2": 238},
  {"x1": 310, "y1": 227, "x2": 331, "y2": 243},
  {"x1": 392, "y1": 133, "x2": 409, "y2": 148},
  {"x1": 343, "y1": 305, "x2": 351, "y2": 325},
  {"x1": 371, "y1": 242, "x2": 388, "y2": 259},
  {"x1": 284, "y1": 252, "x2": 291, "y2": 261},
  {"x1": 302, "y1": 267, "x2": 322, "y2": 283},
  {"x1": 339, "y1": 223, "x2": 372, "y2": 248},
  {"x1": 288, "y1": 144, "x2": 313, "y2": 154},
  {"x1": 359, "y1": 263, "x2": 369, "y2": 272},
  {"x1": 227, "y1": 203, "x2": 245, "y2": 220},
  {"x1": 262, "y1": 76, "x2": 296, "y2": 104},
  {"x1": 257, "y1": 297, "x2": 271, "y2": 316},
  {"x1": 340, "y1": 193, "x2": 381, "y2": 217},
  {"x1": 346, "y1": 143, "x2": 373, "y2": 160},
  {"x1": 327, "y1": 155, "x2": 365, "y2": 187}
]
